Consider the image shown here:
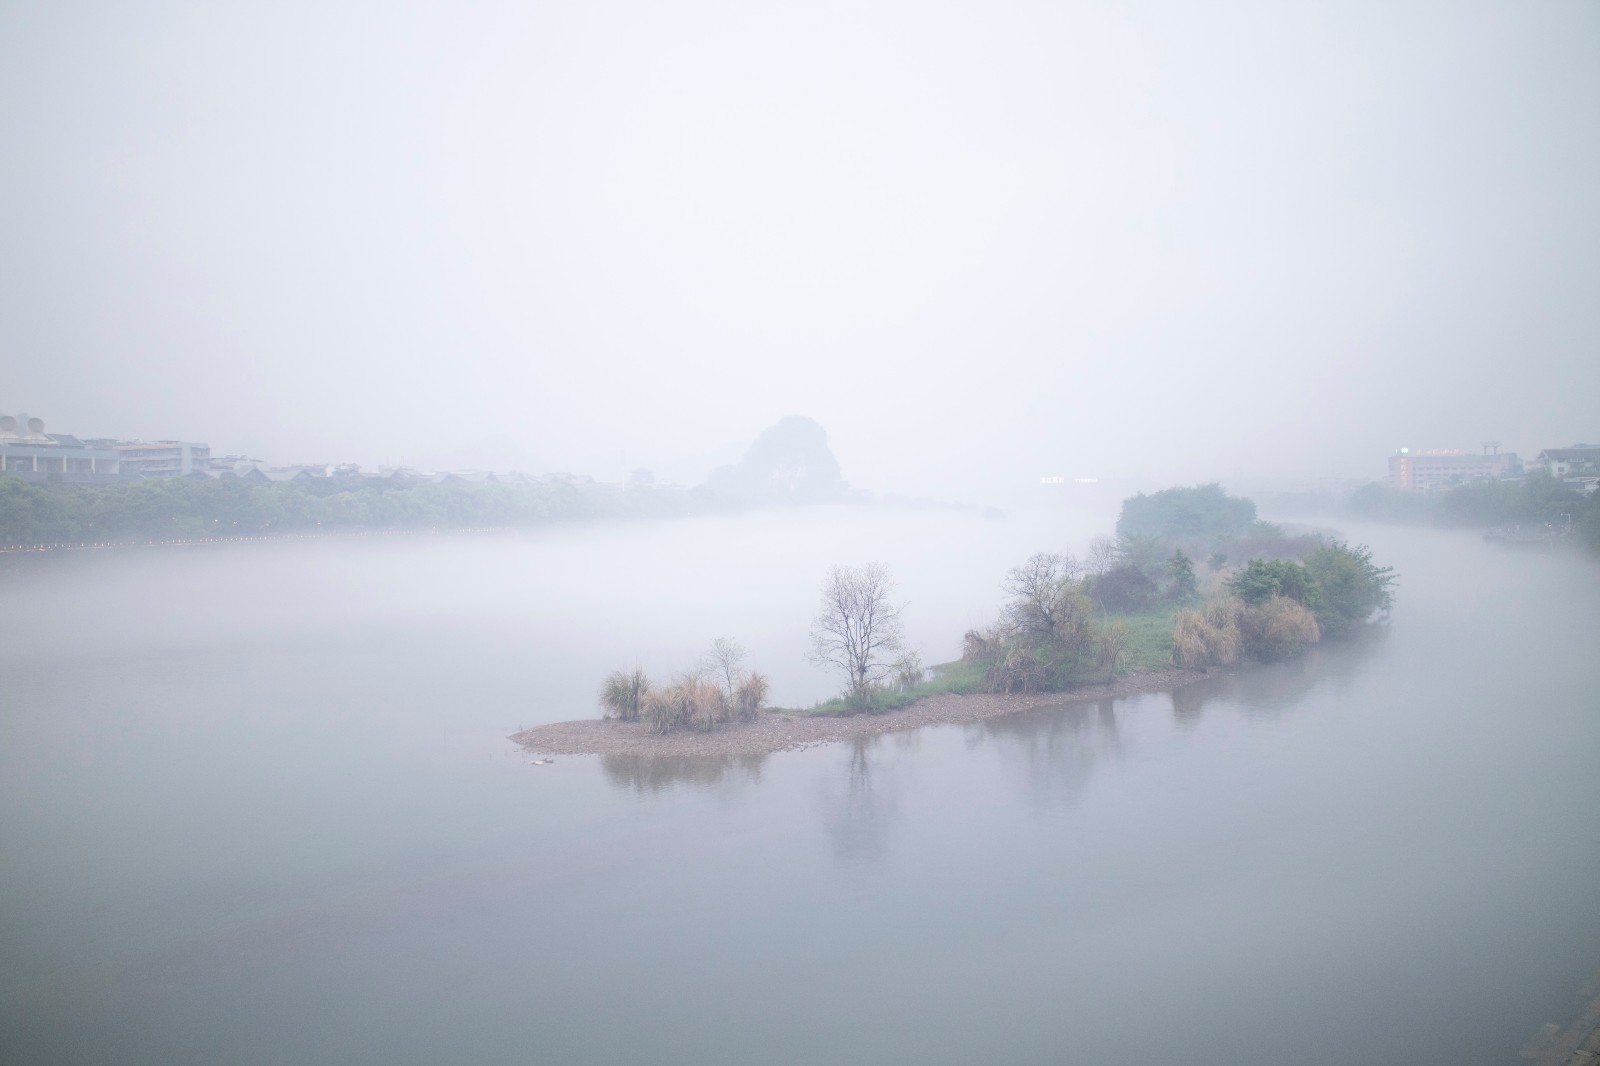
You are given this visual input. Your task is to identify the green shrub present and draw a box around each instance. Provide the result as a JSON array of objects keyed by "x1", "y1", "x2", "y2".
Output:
[
  {"x1": 1227, "y1": 558, "x2": 1320, "y2": 608},
  {"x1": 1304, "y1": 541, "x2": 1395, "y2": 637}
]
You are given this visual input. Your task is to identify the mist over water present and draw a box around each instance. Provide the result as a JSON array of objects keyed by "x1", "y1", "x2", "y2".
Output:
[{"x1": 2, "y1": 506, "x2": 1598, "y2": 1065}]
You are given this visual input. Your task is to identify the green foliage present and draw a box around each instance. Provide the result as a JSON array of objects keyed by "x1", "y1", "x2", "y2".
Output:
[
  {"x1": 1167, "y1": 549, "x2": 1197, "y2": 602},
  {"x1": 1215, "y1": 523, "x2": 1325, "y2": 564},
  {"x1": 1436, "y1": 474, "x2": 1583, "y2": 527},
  {"x1": 1115, "y1": 533, "x2": 1169, "y2": 576},
  {"x1": 1227, "y1": 558, "x2": 1320, "y2": 608},
  {"x1": 1304, "y1": 541, "x2": 1396, "y2": 637},
  {"x1": 1115, "y1": 608, "x2": 1180, "y2": 671},
  {"x1": 1350, "y1": 475, "x2": 1589, "y2": 530},
  {"x1": 1087, "y1": 564, "x2": 1159, "y2": 613},
  {"x1": 1581, "y1": 495, "x2": 1600, "y2": 557},
  {"x1": 0, "y1": 473, "x2": 719, "y2": 545},
  {"x1": 803, "y1": 658, "x2": 987, "y2": 715},
  {"x1": 1116, "y1": 483, "x2": 1257, "y2": 542}
]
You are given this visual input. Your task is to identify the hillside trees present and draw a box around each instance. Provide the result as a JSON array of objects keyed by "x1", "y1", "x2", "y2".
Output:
[{"x1": 1116, "y1": 483, "x2": 1257, "y2": 542}]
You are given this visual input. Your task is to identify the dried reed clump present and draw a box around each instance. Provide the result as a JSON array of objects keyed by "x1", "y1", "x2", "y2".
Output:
[
  {"x1": 1238, "y1": 594, "x2": 1320, "y2": 660},
  {"x1": 631, "y1": 669, "x2": 770, "y2": 734},
  {"x1": 733, "y1": 672, "x2": 769, "y2": 722},
  {"x1": 1171, "y1": 598, "x2": 1244, "y2": 669},
  {"x1": 643, "y1": 675, "x2": 728, "y2": 734},
  {"x1": 1172, "y1": 610, "x2": 1210, "y2": 669},
  {"x1": 986, "y1": 642, "x2": 1046, "y2": 694},
  {"x1": 598, "y1": 668, "x2": 650, "y2": 721},
  {"x1": 1096, "y1": 617, "x2": 1132, "y2": 678}
]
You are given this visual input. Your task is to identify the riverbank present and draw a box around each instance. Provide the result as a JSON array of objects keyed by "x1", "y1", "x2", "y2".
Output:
[{"x1": 511, "y1": 666, "x2": 1215, "y2": 757}]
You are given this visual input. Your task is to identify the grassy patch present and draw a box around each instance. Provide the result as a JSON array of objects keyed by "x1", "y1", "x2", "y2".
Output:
[
  {"x1": 1115, "y1": 605, "x2": 1180, "y2": 672},
  {"x1": 792, "y1": 659, "x2": 989, "y2": 717},
  {"x1": 787, "y1": 611, "x2": 1179, "y2": 718}
]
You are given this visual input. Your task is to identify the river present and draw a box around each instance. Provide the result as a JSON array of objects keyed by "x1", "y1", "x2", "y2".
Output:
[{"x1": 2, "y1": 504, "x2": 1597, "y2": 1065}]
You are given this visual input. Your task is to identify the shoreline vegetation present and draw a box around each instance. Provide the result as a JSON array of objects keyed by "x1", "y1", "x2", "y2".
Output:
[
  {"x1": 512, "y1": 668, "x2": 1217, "y2": 758},
  {"x1": 514, "y1": 485, "x2": 1398, "y2": 760}
]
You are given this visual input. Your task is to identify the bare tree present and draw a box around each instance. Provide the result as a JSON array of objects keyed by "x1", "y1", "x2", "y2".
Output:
[
  {"x1": 701, "y1": 637, "x2": 747, "y2": 701},
  {"x1": 808, "y1": 563, "x2": 905, "y2": 703},
  {"x1": 1002, "y1": 552, "x2": 1084, "y2": 638},
  {"x1": 1086, "y1": 536, "x2": 1121, "y2": 577}
]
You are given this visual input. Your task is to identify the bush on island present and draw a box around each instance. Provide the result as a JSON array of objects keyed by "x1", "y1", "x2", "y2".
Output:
[
  {"x1": 599, "y1": 669, "x2": 649, "y2": 722},
  {"x1": 1237, "y1": 595, "x2": 1321, "y2": 661},
  {"x1": 602, "y1": 654, "x2": 770, "y2": 735}
]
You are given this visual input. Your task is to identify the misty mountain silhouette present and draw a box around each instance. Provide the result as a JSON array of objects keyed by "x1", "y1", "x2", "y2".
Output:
[{"x1": 705, "y1": 415, "x2": 846, "y2": 502}]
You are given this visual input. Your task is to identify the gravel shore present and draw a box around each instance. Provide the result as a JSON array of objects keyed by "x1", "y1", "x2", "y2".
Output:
[{"x1": 510, "y1": 667, "x2": 1214, "y2": 758}]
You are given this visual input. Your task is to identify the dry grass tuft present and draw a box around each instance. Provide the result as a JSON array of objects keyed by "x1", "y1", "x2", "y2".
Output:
[
  {"x1": 1239, "y1": 595, "x2": 1320, "y2": 660},
  {"x1": 1171, "y1": 598, "x2": 1244, "y2": 669},
  {"x1": 599, "y1": 668, "x2": 650, "y2": 722},
  {"x1": 987, "y1": 642, "x2": 1046, "y2": 694},
  {"x1": 734, "y1": 672, "x2": 769, "y2": 722}
]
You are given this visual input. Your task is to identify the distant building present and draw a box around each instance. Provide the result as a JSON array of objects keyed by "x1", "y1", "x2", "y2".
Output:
[
  {"x1": 1386, "y1": 448, "x2": 1521, "y2": 492},
  {"x1": 1530, "y1": 445, "x2": 1600, "y2": 480},
  {"x1": 0, "y1": 413, "x2": 122, "y2": 480},
  {"x1": 208, "y1": 454, "x2": 267, "y2": 476},
  {"x1": 115, "y1": 440, "x2": 210, "y2": 478}
]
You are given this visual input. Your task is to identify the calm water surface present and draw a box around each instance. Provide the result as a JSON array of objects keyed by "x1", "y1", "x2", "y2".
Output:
[{"x1": 2, "y1": 507, "x2": 1597, "y2": 1065}]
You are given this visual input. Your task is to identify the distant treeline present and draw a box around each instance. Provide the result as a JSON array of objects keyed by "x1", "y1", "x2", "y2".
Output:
[
  {"x1": 0, "y1": 413, "x2": 868, "y2": 547},
  {"x1": 0, "y1": 474, "x2": 727, "y2": 545},
  {"x1": 1348, "y1": 477, "x2": 1600, "y2": 556}
]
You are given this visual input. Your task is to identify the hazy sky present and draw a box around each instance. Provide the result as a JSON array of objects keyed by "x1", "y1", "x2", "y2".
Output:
[{"x1": 2, "y1": 0, "x2": 1596, "y2": 492}]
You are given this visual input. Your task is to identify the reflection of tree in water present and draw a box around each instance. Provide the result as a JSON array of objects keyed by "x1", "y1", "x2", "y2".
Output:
[
  {"x1": 977, "y1": 699, "x2": 1121, "y2": 808},
  {"x1": 819, "y1": 736, "x2": 901, "y2": 865},
  {"x1": 600, "y1": 753, "x2": 767, "y2": 794}
]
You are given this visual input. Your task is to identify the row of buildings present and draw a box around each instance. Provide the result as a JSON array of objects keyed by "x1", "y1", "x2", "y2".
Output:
[
  {"x1": 1, "y1": 413, "x2": 231, "y2": 481},
  {"x1": 1385, "y1": 444, "x2": 1600, "y2": 493},
  {"x1": 0, "y1": 412, "x2": 584, "y2": 488}
]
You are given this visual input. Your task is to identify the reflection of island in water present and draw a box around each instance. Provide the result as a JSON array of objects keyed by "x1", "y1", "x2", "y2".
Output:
[
  {"x1": 973, "y1": 698, "x2": 1122, "y2": 808},
  {"x1": 600, "y1": 753, "x2": 768, "y2": 793},
  {"x1": 978, "y1": 630, "x2": 1386, "y2": 807},
  {"x1": 1170, "y1": 627, "x2": 1384, "y2": 725},
  {"x1": 598, "y1": 632, "x2": 1387, "y2": 856}
]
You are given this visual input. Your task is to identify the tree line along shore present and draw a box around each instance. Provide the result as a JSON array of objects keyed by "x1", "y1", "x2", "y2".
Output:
[{"x1": 518, "y1": 485, "x2": 1397, "y2": 756}]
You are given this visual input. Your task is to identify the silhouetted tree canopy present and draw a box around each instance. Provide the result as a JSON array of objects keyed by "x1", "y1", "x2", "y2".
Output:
[{"x1": 1116, "y1": 483, "x2": 1257, "y2": 542}]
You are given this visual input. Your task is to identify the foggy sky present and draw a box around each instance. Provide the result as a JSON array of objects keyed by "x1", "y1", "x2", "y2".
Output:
[{"x1": 2, "y1": 0, "x2": 1596, "y2": 493}]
